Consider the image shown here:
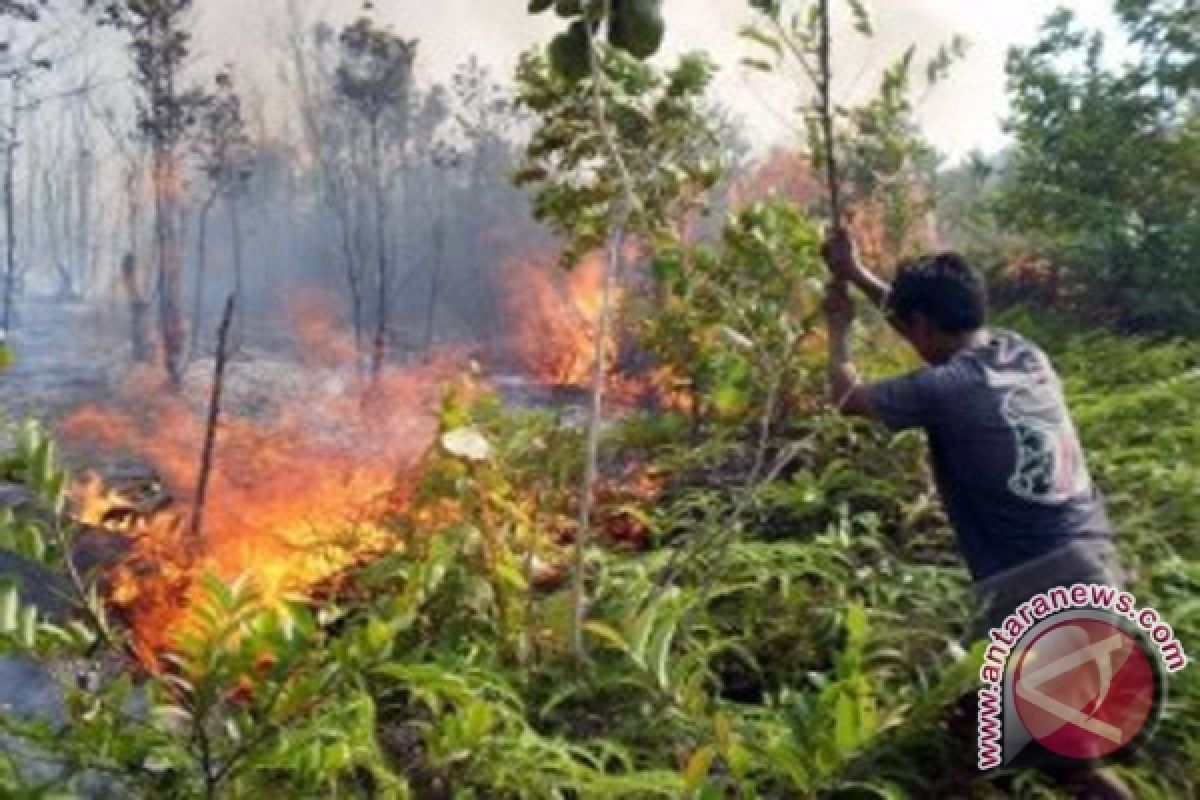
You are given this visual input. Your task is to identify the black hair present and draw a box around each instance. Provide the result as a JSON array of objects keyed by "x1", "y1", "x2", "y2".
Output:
[{"x1": 888, "y1": 252, "x2": 987, "y2": 334}]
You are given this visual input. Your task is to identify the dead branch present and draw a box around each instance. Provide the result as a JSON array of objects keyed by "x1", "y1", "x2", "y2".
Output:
[{"x1": 189, "y1": 294, "x2": 236, "y2": 550}]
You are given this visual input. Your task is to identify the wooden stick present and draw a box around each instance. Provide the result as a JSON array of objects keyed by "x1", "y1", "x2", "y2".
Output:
[
  {"x1": 189, "y1": 294, "x2": 236, "y2": 549},
  {"x1": 818, "y1": 0, "x2": 844, "y2": 231}
]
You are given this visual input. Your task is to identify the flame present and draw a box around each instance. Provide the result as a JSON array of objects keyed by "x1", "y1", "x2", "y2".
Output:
[
  {"x1": 499, "y1": 247, "x2": 699, "y2": 412},
  {"x1": 57, "y1": 243, "x2": 690, "y2": 662},
  {"x1": 501, "y1": 250, "x2": 617, "y2": 387},
  {"x1": 60, "y1": 293, "x2": 469, "y2": 661}
]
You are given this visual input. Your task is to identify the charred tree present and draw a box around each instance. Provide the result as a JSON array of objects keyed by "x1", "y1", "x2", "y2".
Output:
[
  {"x1": 0, "y1": 47, "x2": 49, "y2": 331},
  {"x1": 189, "y1": 294, "x2": 235, "y2": 550},
  {"x1": 96, "y1": 0, "x2": 207, "y2": 389},
  {"x1": 193, "y1": 67, "x2": 254, "y2": 352},
  {"x1": 121, "y1": 252, "x2": 153, "y2": 362},
  {"x1": 188, "y1": 186, "x2": 217, "y2": 357},
  {"x1": 335, "y1": 15, "x2": 417, "y2": 381},
  {"x1": 284, "y1": 12, "x2": 368, "y2": 365}
]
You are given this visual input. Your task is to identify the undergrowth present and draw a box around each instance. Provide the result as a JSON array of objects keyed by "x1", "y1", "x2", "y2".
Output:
[{"x1": 0, "y1": 313, "x2": 1196, "y2": 798}]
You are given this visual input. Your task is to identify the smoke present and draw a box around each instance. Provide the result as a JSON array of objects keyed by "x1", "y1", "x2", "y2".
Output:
[{"x1": 187, "y1": 0, "x2": 1125, "y2": 164}]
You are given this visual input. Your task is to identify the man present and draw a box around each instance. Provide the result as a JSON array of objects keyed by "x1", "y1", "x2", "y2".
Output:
[{"x1": 821, "y1": 230, "x2": 1132, "y2": 799}]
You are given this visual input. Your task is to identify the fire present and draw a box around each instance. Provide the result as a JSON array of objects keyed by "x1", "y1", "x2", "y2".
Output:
[
  {"x1": 56, "y1": 248, "x2": 685, "y2": 662},
  {"x1": 60, "y1": 295, "x2": 468, "y2": 661},
  {"x1": 499, "y1": 247, "x2": 695, "y2": 412},
  {"x1": 502, "y1": 250, "x2": 617, "y2": 387}
]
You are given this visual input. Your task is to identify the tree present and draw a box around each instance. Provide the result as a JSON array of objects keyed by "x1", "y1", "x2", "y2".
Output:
[
  {"x1": 95, "y1": 100, "x2": 155, "y2": 363},
  {"x1": 997, "y1": 1, "x2": 1198, "y2": 331},
  {"x1": 94, "y1": 0, "x2": 206, "y2": 387},
  {"x1": 334, "y1": 14, "x2": 417, "y2": 380},
  {"x1": 840, "y1": 40, "x2": 965, "y2": 259},
  {"x1": 283, "y1": 9, "x2": 368, "y2": 361},
  {"x1": 519, "y1": 0, "x2": 719, "y2": 661},
  {"x1": 450, "y1": 56, "x2": 523, "y2": 339},
  {"x1": 422, "y1": 138, "x2": 457, "y2": 358},
  {"x1": 191, "y1": 67, "x2": 254, "y2": 356},
  {"x1": 0, "y1": 42, "x2": 50, "y2": 331},
  {"x1": 743, "y1": 1, "x2": 965, "y2": 263}
]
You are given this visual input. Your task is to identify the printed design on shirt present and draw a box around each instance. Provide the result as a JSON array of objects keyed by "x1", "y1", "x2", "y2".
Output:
[{"x1": 997, "y1": 349, "x2": 1092, "y2": 505}]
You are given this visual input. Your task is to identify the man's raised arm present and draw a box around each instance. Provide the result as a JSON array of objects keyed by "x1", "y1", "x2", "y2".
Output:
[
  {"x1": 822, "y1": 229, "x2": 893, "y2": 317},
  {"x1": 824, "y1": 280, "x2": 876, "y2": 418}
]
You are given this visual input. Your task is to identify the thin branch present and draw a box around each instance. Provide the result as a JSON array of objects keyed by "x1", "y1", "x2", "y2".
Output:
[
  {"x1": 189, "y1": 294, "x2": 236, "y2": 550},
  {"x1": 818, "y1": 0, "x2": 844, "y2": 227},
  {"x1": 569, "y1": 2, "x2": 640, "y2": 665}
]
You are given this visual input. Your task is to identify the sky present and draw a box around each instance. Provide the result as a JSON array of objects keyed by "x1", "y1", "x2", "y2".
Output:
[{"x1": 182, "y1": 0, "x2": 1128, "y2": 165}]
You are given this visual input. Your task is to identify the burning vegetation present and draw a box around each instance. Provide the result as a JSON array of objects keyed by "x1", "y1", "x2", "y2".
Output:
[
  {"x1": 60, "y1": 338, "x2": 463, "y2": 660},
  {"x1": 54, "y1": 264, "x2": 664, "y2": 663},
  {"x1": 502, "y1": 250, "x2": 615, "y2": 388}
]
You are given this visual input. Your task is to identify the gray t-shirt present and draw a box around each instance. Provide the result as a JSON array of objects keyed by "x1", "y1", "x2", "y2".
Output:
[{"x1": 867, "y1": 328, "x2": 1112, "y2": 581}]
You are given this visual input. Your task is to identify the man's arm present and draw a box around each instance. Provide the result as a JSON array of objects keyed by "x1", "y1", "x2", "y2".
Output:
[
  {"x1": 824, "y1": 281, "x2": 876, "y2": 418},
  {"x1": 825, "y1": 282, "x2": 944, "y2": 428},
  {"x1": 822, "y1": 229, "x2": 895, "y2": 326}
]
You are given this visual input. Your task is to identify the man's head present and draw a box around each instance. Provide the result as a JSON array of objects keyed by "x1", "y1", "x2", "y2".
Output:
[{"x1": 887, "y1": 252, "x2": 987, "y2": 364}]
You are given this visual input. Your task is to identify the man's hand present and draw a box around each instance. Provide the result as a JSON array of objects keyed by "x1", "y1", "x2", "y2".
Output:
[
  {"x1": 821, "y1": 227, "x2": 861, "y2": 284},
  {"x1": 824, "y1": 282, "x2": 874, "y2": 418},
  {"x1": 821, "y1": 228, "x2": 898, "y2": 329},
  {"x1": 823, "y1": 279, "x2": 855, "y2": 333}
]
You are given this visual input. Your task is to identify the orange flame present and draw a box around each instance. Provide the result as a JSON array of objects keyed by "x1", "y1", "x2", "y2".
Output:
[
  {"x1": 60, "y1": 292, "x2": 468, "y2": 661},
  {"x1": 501, "y1": 250, "x2": 618, "y2": 387}
]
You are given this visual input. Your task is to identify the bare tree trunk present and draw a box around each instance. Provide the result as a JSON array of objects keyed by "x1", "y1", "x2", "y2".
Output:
[
  {"x1": 122, "y1": 253, "x2": 153, "y2": 363},
  {"x1": 570, "y1": 223, "x2": 624, "y2": 663},
  {"x1": 188, "y1": 189, "x2": 217, "y2": 359},
  {"x1": 75, "y1": 145, "x2": 94, "y2": 297},
  {"x1": 22, "y1": 126, "x2": 35, "y2": 301},
  {"x1": 369, "y1": 119, "x2": 389, "y2": 380},
  {"x1": 347, "y1": 254, "x2": 365, "y2": 368},
  {"x1": 226, "y1": 192, "x2": 245, "y2": 345},
  {"x1": 283, "y1": 17, "x2": 366, "y2": 368},
  {"x1": 816, "y1": 0, "x2": 847, "y2": 298},
  {"x1": 569, "y1": 16, "x2": 638, "y2": 663},
  {"x1": 189, "y1": 294, "x2": 235, "y2": 551},
  {"x1": 41, "y1": 169, "x2": 70, "y2": 298},
  {"x1": 60, "y1": 159, "x2": 79, "y2": 300},
  {"x1": 153, "y1": 145, "x2": 186, "y2": 388},
  {"x1": 3, "y1": 83, "x2": 18, "y2": 333},
  {"x1": 423, "y1": 189, "x2": 445, "y2": 358},
  {"x1": 468, "y1": 152, "x2": 499, "y2": 342},
  {"x1": 125, "y1": 160, "x2": 141, "y2": 267}
]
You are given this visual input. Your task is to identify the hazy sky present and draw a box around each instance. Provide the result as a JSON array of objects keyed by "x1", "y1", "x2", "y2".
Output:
[{"x1": 181, "y1": 0, "x2": 1127, "y2": 164}]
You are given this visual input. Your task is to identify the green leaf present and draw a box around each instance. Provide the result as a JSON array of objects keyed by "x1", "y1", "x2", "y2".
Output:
[
  {"x1": 683, "y1": 744, "x2": 717, "y2": 789},
  {"x1": 584, "y1": 620, "x2": 629, "y2": 653},
  {"x1": 18, "y1": 605, "x2": 37, "y2": 648},
  {"x1": 747, "y1": 0, "x2": 781, "y2": 20},
  {"x1": 847, "y1": 0, "x2": 873, "y2": 36},
  {"x1": 714, "y1": 712, "x2": 733, "y2": 754},
  {"x1": 834, "y1": 689, "x2": 859, "y2": 754},
  {"x1": 740, "y1": 57, "x2": 776, "y2": 73},
  {"x1": 152, "y1": 705, "x2": 194, "y2": 727},
  {"x1": 739, "y1": 24, "x2": 783, "y2": 58},
  {"x1": 838, "y1": 600, "x2": 868, "y2": 675},
  {"x1": 554, "y1": 0, "x2": 582, "y2": 17},
  {"x1": 0, "y1": 582, "x2": 17, "y2": 634}
]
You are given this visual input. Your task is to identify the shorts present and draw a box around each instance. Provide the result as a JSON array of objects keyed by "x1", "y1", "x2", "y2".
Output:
[{"x1": 968, "y1": 537, "x2": 1126, "y2": 643}]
